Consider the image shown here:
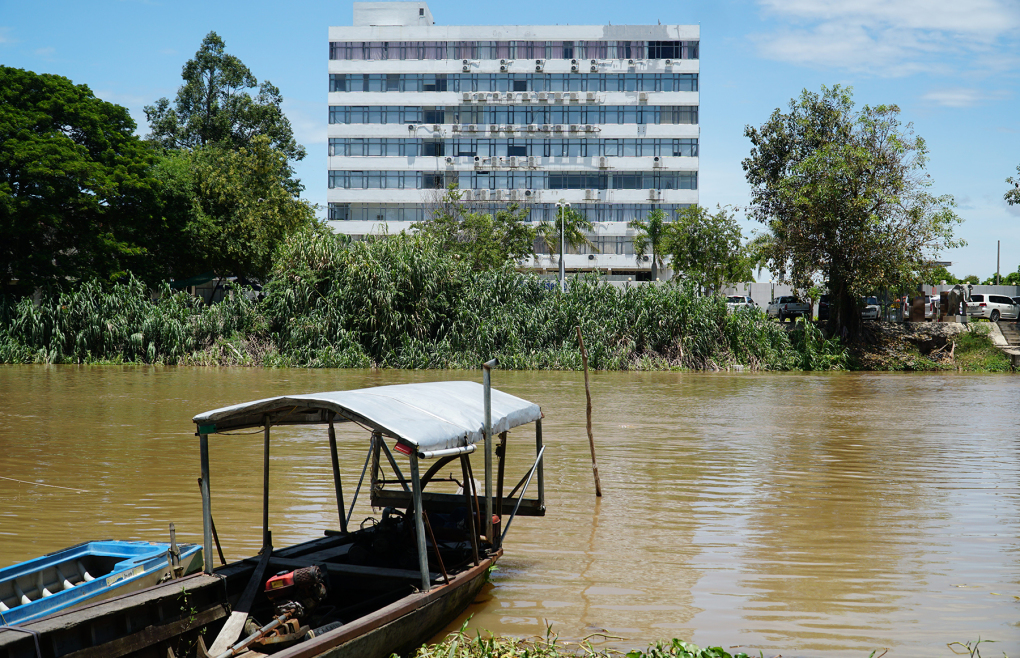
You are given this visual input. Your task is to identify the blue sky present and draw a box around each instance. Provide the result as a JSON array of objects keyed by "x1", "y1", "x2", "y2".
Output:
[{"x1": 2, "y1": 0, "x2": 1018, "y2": 280}]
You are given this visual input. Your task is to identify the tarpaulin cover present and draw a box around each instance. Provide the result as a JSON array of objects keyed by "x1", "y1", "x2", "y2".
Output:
[{"x1": 192, "y1": 381, "x2": 540, "y2": 453}]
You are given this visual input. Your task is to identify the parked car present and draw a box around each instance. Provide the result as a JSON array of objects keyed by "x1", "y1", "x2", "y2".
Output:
[
  {"x1": 1013, "y1": 296, "x2": 1020, "y2": 307},
  {"x1": 926, "y1": 295, "x2": 939, "y2": 320},
  {"x1": 861, "y1": 296, "x2": 881, "y2": 320},
  {"x1": 766, "y1": 296, "x2": 811, "y2": 322},
  {"x1": 725, "y1": 295, "x2": 756, "y2": 312},
  {"x1": 818, "y1": 294, "x2": 830, "y2": 321},
  {"x1": 967, "y1": 294, "x2": 1020, "y2": 322}
]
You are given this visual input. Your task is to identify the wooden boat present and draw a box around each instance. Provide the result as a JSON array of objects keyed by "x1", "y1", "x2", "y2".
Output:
[
  {"x1": 0, "y1": 539, "x2": 202, "y2": 625},
  {"x1": 0, "y1": 373, "x2": 546, "y2": 658}
]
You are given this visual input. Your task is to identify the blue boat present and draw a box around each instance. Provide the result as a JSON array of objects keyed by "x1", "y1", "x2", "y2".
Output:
[{"x1": 0, "y1": 539, "x2": 202, "y2": 625}]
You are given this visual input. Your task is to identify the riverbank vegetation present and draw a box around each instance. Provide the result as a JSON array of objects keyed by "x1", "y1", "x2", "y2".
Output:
[
  {"x1": 406, "y1": 625, "x2": 751, "y2": 658},
  {"x1": 1, "y1": 228, "x2": 1008, "y2": 372}
]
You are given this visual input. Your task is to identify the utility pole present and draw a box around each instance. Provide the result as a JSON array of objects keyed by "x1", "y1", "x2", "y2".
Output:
[
  {"x1": 996, "y1": 240, "x2": 1000, "y2": 285},
  {"x1": 556, "y1": 202, "x2": 570, "y2": 293}
]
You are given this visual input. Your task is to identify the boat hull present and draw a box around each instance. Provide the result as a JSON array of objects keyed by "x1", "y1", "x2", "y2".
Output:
[{"x1": 0, "y1": 541, "x2": 202, "y2": 626}]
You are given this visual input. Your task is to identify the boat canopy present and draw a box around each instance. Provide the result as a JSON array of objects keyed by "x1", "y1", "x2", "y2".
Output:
[{"x1": 192, "y1": 381, "x2": 541, "y2": 454}]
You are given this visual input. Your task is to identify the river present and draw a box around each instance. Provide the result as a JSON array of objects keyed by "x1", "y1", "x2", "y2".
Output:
[{"x1": 0, "y1": 366, "x2": 1017, "y2": 656}]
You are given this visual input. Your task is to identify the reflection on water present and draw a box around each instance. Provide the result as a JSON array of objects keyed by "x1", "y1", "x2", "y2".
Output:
[{"x1": 1, "y1": 366, "x2": 1018, "y2": 656}]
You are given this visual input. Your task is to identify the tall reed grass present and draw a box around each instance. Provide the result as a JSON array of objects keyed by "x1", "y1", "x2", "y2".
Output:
[{"x1": 0, "y1": 229, "x2": 839, "y2": 371}]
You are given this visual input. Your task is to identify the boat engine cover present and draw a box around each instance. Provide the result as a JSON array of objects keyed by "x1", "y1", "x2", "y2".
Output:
[{"x1": 264, "y1": 565, "x2": 328, "y2": 611}]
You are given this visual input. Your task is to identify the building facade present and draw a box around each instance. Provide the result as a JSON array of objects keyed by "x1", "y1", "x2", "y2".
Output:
[{"x1": 328, "y1": 2, "x2": 699, "y2": 277}]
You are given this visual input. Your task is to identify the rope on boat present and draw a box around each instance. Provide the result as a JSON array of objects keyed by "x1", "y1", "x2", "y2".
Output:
[{"x1": 0, "y1": 476, "x2": 89, "y2": 493}]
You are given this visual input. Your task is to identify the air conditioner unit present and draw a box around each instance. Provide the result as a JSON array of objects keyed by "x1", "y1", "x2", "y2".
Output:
[
  {"x1": 462, "y1": 91, "x2": 472, "y2": 101},
  {"x1": 462, "y1": 190, "x2": 473, "y2": 200},
  {"x1": 585, "y1": 124, "x2": 596, "y2": 132},
  {"x1": 554, "y1": 92, "x2": 564, "y2": 101},
  {"x1": 509, "y1": 156, "x2": 518, "y2": 167},
  {"x1": 628, "y1": 59, "x2": 635, "y2": 66},
  {"x1": 571, "y1": 59, "x2": 578, "y2": 65},
  {"x1": 648, "y1": 189, "x2": 660, "y2": 200},
  {"x1": 510, "y1": 190, "x2": 520, "y2": 200},
  {"x1": 535, "y1": 59, "x2": 544, "y2": 65},
  {"x1": 570, "y1": 92, "x2": 579, "y2": 101},
  {"x1": 664, "y1": 59, "x2": 672, "y2": 66},
  {"x1": 517, "y1": 93, "x2": 526, "y2": 102},
  {"x1": 500, "y1": 59, "x2": 507, "y2": 65},
  {"x1": 463, "y1": 59, "x2": 469, "y2": 65},
  {"x1": 500, "y1": 65, "x2": 508, "y2": 72},
  {"x1": 528, "y1": 156, "x2": 537, "y2": 166},
  {"x1": 599, "y1": 156, "x2": 608, "y2": 168},
  {"x1": 524, "y1": 189, "x2": 533, "y2": 197},
  {"x1": 445, "y1": 156, "x2": 454, "y2": 165},
  {"x1": 451, "y1": 124, "x2": 461, "y2": 132},
  {"x1": 474, "y1": 155, "x2": 482, "y2": 165},
  {"x1": 491, "y1": 92, "x2": 500, "y2": 101},
  {"x1": 541, "y1": 124, "x2": 552, "y2": 132},
  {"x1": 467, "y1": 124, "x2": 478, "y2": 132},
  {"x1": 638, "y1": 92, "x2": 648, "y2": 101},
  {"x1": 653, "y1": 155, "x2": 662, "y2": 167},
  {"x1": 570, "y1": 65, "x2": 579, "y2": 73},
  {"x1": 528, "y1": 123, "x2": 538, "y2": 132},
  {"x1": 479, "y1": 189, "x2": 489, "y2": 200},
  {"x1": 474, "y1": 92, "x2": 484, "y2": 102},
  {"x1": 463, "y1": 65, "x2": 470, "y2": 72},
  {"x1": 538, "y1": 92, "x2": 548, "y2": 101},
  {"x1": 496, "y1": 190, "x2": 506, "y2": 200},
  {"x1": 535, "y1": 65, "x2": 543, "y2": 72},
  {"x1": 585, "y1": 189, "x2": 596, "y2": 200},
  {"x1": 554, "y1": 124, "x2": 564, "y2": 132},
  {"x1": 569, "y1": 124, "x2": 580, "y2": 132},
  {"x1": 590, "y1": 65, "x2": 598, "y2": 73},
  {"x1": 586, "y1": 91, "x2": 596, "y2": 101},
  {"x1": 489, "y1": 124, "x2": 498, "y2": 133}
]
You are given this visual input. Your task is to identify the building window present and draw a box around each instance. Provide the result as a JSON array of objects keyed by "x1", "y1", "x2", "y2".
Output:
[{"x1": 328, "y1": 203, "x2": 350, "y2": 221}]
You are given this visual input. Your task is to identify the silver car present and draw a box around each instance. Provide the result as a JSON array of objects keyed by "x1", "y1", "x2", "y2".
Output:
[
  {"x1": 861, "y1": 296, "x2": 880, "y2": 320},
  {"x1": 726, "y1": 295, "x2": 756, "y2": 312},
  {"x1": 967, "y1": 294, "x2": 1020, "y2": 322}
]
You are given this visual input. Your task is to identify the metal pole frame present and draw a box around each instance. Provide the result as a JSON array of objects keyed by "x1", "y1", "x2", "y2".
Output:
[
  {"x1": 535, "y1": 417, "x2": 545, "y2": 512},
  {"x1": 263, "y1": 418, "x2": 271, "y2": 549},
  {"x1": 482, "y1": 358, "x2": 497, "y2": 545},
  {"x1": 409, "y1": 452, "x2": 430, "y2": 592},
  {"x1": 328, "y1": 417, "x2": 349, "y2": 533},
  {"x1": 199, "y1": 434, "x2": 213, "y2": 574}
]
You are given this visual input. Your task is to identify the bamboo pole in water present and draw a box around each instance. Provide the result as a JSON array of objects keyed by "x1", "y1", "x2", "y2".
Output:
[{"x1": 576, "y1": 326, "x2": 603, "y2": 497}]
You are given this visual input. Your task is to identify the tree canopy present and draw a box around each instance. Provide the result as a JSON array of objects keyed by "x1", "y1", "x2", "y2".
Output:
[
  {"x1": 152, "y1": 137, "x2": 317, "y2": 281},
  {"x1": 665, "y1": 205, "x2": 753, "y2": 291},
  {"x1": 144, "y1": 32, "x2": 305, "y2": 176},
  {"x1": 743, "y1": 85, "x2": 963, "y2": 339},
  {"x1": 1006, "y1": 163, "x2": 1020, "y2": 207},
  {"x1": 536, "y1": 207, "x2": 595, "y2": 259},
  {"x1": 413, "y1": 188, "x2": 535, "y2": 270},
  {"x1": 0, "y1": 66, "x2": 161, "y2": 294}
]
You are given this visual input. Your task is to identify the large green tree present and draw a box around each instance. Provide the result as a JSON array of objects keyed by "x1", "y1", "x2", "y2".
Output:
[
  {"x1": 0, "y1": 67, "x2": 162, "y2": 295},
  {"x1": 666, "y1": 205, "x2": 752, "y2": 292},
  {"x1": 152, "y1": 137, "x2": 317, "y2": 281},
  {"x1": 144, "y1": 32, "x2": 305, "y2": 183},
  {"x1": 743, "y1": 85, "x2": 963, "y2": 339},
  {"x1": 414, "y1": 187, "x2": 535, "y2": 270}
]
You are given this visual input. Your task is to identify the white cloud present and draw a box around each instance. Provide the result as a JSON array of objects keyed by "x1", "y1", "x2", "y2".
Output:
[
  {"x1": 921, "y1": 87, "x2": 1010, "y2": 107},
  {"x1": 752, "y1": 0, "x2": 1020, "y2": 77}
]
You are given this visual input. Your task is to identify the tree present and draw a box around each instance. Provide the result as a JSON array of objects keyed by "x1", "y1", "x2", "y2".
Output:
[
  {"x1": 929, "y1": 265, "x2": 960, "y2": 285},
  {"x1": 0, "y1": 66, "x2": 162, "y2": 295},
  {"x1": 743, "y1": 85, "x2": 963, "y2": 340},
  {"x1": 628, "y1": 208, "x2": 670, "y2": 280},
  {"x1": 665, "y1": 205, "x2": 751, "y2": 292},
  {"x1": 1006, "y1": 163, "x2": 1020, "y2": 206},
  {"x1": 536, "y1": 207, "x2": 596, "y2": 260},
  {"x1": 152, "y1": 137, "x2": 317, "y2": 281},
  {"x1": 413, "y1": 187, "x2": 535, "y2": 270},
  {"x1": 144, "y1": 32, "x2": 305, "y2": 182}
]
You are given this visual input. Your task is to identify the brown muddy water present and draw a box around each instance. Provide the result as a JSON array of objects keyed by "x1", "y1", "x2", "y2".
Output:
[{"x1": 0, "y1": 366, "x2": 1017, "y2": 656}]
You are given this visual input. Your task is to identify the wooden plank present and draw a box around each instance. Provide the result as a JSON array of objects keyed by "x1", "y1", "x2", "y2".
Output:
[
  {"x1": 207, "y1": 546, "x2": 273, "y2": 655},
  {"x1": 64, "y1": 603, "x2": 229, "y2": 658}
]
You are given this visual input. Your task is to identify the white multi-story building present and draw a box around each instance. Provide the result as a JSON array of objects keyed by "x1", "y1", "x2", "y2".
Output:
[{"x1": 328, "y1": 2, "x2": 699, "y2": 278}]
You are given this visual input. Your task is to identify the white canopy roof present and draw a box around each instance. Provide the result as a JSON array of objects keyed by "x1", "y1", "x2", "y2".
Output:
[{"x1": 192, "y1": 381, "x2": 541, "y2": 454}]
